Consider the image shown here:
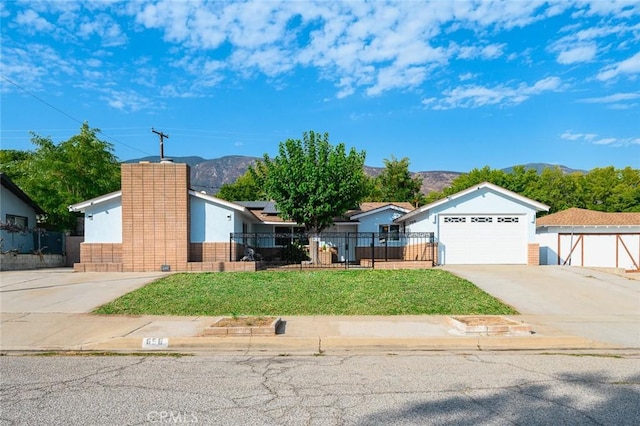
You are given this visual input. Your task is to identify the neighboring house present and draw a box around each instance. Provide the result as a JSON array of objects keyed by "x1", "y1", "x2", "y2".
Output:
[
  {"x1": 235, "y1": 201, "x2": 415, "y2": 263},
  {"x1": 394, "y1": 182, "x2": 550, "y2": 265},
  {"x1": 0, "y1": 173, "x2": 45, "y2": 253},
  {"x1": 536, "y1": 208, "x2": 640, "y2": 271}
]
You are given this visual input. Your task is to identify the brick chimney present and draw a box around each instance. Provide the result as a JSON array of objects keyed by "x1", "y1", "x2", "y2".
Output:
[{"x1": 121, "y1": 161, "x2": 190, "y2": 272}]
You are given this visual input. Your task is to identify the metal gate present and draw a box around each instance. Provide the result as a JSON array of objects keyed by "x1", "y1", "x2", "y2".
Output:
[{"x1": 230, "y1": 232, "x2": 435, "y2": 270}]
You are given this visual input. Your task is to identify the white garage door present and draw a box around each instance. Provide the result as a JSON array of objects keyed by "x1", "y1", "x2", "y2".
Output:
[{"x1": 439, "y1": 215, "x2": 527, "y2": 264}]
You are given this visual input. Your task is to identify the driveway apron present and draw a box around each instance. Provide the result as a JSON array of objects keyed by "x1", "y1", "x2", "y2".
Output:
[
  {"x1": 0, "y1": 268, "x2": 165, "y2": 313},
  {"x1": 441, "y1": 265, "x2": 640, "y2": 348}
]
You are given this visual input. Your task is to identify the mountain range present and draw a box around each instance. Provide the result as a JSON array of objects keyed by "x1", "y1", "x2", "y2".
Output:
[{"x1": 124, "y1": 156, "x2": 584, "y2": 195}]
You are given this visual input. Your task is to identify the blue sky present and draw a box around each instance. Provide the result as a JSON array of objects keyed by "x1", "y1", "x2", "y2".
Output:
[{"x1": 1, "y1": 0, "x2": 639, "y2": 172}]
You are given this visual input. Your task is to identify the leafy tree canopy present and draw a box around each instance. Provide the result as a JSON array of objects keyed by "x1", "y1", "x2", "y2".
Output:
[
  {"x1": 367, "y1": 155, "x2": 423, "y2": 206},
  {"x1": 253, "y1": 131, "x2": 367, "y2": 232},
  {"x1": 216, "y1": 166, "x2": 267, "y2": 201},
  {"x1": 425, "y1": 165, "x2": 640, "y2": 214},
  {"x1": 0, "y1": 122, "x2": 121, "y2": 230}
]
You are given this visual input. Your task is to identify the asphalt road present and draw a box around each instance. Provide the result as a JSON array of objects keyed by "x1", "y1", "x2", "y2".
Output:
[{"x1": 1, "y1": 352, "x2": 639, "y2": 425}]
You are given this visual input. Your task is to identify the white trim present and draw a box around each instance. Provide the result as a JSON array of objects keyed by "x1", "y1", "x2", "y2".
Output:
[
  {"x1": 350, "y1": 204, "x2": 412, "y2": 220},
  {"x1": 261, "y1": 220, "x2": 298, "y2": 225},
  {"x1": 396, "y1": 182, "x2": 549, "y2": 223},
  {"x1": 188, "y1": 190, "x2": 249, "y2": 212},
  {"x1": 69, "y1": 191, "x2": 122, "y2": 212}
]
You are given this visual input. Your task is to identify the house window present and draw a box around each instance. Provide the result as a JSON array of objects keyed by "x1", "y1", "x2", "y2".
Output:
[
  {"x1": 379, "y1": 224, "x2": 400, "y2": 242},
  {"x1": 5, "y1": 215, "x2": 28, "y2": 231},
  {"x1": 498, "y1": 217, "x2": 519, "y2": 223},
  {"x1": 275, "y1": 226, "x2": 307, "y2": 246}
]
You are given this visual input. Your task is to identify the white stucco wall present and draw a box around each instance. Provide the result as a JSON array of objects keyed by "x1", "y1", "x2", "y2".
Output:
[
  {"x1": 402, "y1": 188, "x2": 539, "y2": 240},
  {"x1": 190, "y1": 196, "x2": 236, "y2": 243},
  {"x1": 83, "y1": 198, "x2": 122, "y2": 243},
  {"x1": 1, "y1": 186, "x2": 39, "y2": 252},
  {"x1": 537, "y1": 226, "x2": 640, "y2": 269},
  {"x1": 357, "y1": 208, "x2": 407, "y2": 233}
]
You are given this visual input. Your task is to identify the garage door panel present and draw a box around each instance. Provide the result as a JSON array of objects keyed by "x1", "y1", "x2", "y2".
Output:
[{"x1": 440, "y1": 215, "x2": 527, "y2": 264}]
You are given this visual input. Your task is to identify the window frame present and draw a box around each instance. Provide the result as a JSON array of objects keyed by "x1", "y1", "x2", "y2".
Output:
[
  {"x1": 5, "y1": 214, "x2": 28, "y2": 231},
  {"x1": 379, "y1": 224, "x2": 400, "y2": 242}
]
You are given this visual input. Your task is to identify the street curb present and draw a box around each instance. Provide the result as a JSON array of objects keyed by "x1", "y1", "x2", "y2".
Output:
[{"x1": 1, "y1": 335, "x2": 623, "y2": 355}]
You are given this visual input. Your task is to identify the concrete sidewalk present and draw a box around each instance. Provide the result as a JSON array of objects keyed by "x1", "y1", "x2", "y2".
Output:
[
  {"x1": 0, "y1": 312, "x2": 623, "y2": 355},
  {"x1": 1, "y1": 266, "x2": 638, "y2": 355}
]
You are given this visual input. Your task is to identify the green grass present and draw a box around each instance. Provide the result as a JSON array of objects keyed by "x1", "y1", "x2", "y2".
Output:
[{"x1": 94, "y1": 269, "x2": 517, "y2": 316}]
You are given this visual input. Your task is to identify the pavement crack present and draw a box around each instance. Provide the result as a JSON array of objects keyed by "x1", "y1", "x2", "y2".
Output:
[{"x1": 121, "y1": 321, "x2": 154, "y2": 337}]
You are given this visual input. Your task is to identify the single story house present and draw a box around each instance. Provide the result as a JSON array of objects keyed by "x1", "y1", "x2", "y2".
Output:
[
  {"x1": 69, "y1": 160, "x2": 418, "y2": 272},
  {"x1": 0, "y1": 173, "x2": 45, "y2": 253},
  {"x1": 536, "y1": 208, "x2": 640, "y2": 271},
  {"x1": 70, "y1": 161, "x2": 555, "y2": 271},
  {"x1": 394, "y1": 182, "x2": 550, "y2": 265}
]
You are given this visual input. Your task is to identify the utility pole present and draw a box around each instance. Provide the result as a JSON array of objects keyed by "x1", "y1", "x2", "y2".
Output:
[{"x1": 151, "y1": 128, "x2": 169, "y2": 160}]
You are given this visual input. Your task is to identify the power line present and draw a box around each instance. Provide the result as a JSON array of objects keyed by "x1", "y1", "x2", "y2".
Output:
[{"x1": 0, "y1": 74, "x2": 153, "y2": 157}]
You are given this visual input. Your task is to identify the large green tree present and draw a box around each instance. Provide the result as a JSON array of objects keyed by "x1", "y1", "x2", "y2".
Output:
[
  {"x1": 0, "y1": 122, "x2": 121, "y2": 230},
  {"x1": 253, "y1": 131, "x2": 367, "y2": 232},
  {"x1": 368, "y1": 156, "x2": 423, "y2": 205},
  {"x1": 216, "y1": 166, "x2": 266, "y2": 201}
]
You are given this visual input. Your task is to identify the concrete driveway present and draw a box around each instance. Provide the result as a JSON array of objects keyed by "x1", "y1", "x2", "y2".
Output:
[
  {"x1": 0, "y1": 268, "x2": 166, "y2": 313},
  {"x1": 441, "y1": 265, "x2": 640, "y2": 348}
]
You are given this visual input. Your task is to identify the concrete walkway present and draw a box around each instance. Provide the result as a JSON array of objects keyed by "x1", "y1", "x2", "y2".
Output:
[{"x1": 1, "y1": 267, "x2": 638, "y2": 354}]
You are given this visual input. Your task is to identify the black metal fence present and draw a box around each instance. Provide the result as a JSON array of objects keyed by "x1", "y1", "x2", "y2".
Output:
[{"x1": 230, "y1": 232, "x2": 435, "y2": 269}]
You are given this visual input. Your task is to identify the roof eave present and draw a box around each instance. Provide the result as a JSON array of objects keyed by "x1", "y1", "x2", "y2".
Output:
[
  {"x1": 68, "y1": 191, "x2": 122, "y2": 212},
  {"x1": 350, "y1": 204, "x2": 412, "y2": 220}
]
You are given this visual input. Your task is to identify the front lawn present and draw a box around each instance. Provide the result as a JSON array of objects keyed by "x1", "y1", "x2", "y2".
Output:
[{"x1": 94, "y1": 269, "x2": 517, "y2": 316}]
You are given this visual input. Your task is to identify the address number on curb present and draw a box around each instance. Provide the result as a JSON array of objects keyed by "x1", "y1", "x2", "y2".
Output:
[{"x1": 142, "y1": 337, "x2": 169, "y2": 349}]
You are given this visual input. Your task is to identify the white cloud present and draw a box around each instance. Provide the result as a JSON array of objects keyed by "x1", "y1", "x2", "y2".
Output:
[
  {"x1": 424, "y1": 76, "x2": 562, "y2": 109},
  {"x1": 561, "y1": 131, "x2": 640, "y2": 146},
  {"x1": 579, "y1": 92, "x2": 640, "y2": 103},
  {"x1": 85, "y1": 58, "x2": 102, "y2": 68},
  {"x1": 561, "y1": 131, "x2": 597, "y2": 141},
  {"x1": 3, "y1": 0, "x2": 638, "y2": 105},
  {"x1": 101, "y1": 89, "x2": 157, "y2": 113},
  {"x1": 76, "y1": 13, "x2": 127, "y2": 46},
  {"x1": 123, "y1": 0, "x2": 573, "y2": 98},
  {"x1": 0, "y1": 2, "x2": 10, "y2": 18},
  {"x1": 597, "y1": 51, "x2": 640, "y2": 81},
  {"x1": 14, "y1": 9, "x2": 54, "y2": 32},
  {"x1": 455, "y1": 43, "x2": 506, "y2": 60},
  {"x1": 557, "y1": 44, "x2": 597, "y2": 64}
]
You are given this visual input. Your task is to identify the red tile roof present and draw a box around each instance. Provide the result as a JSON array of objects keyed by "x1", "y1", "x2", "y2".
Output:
[{"x1": 537, "y1": 208, "x2": 640, "y2": 226}]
